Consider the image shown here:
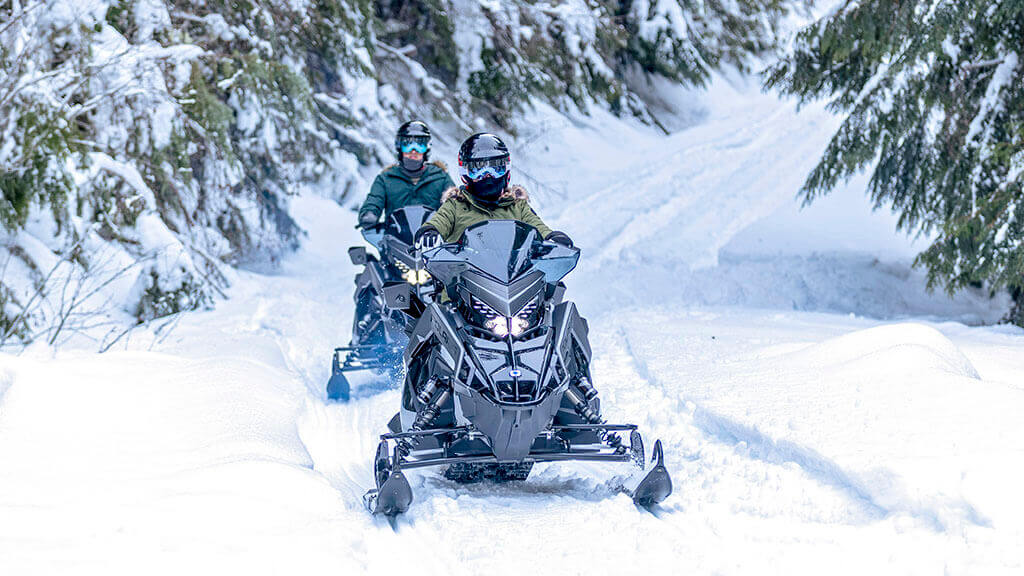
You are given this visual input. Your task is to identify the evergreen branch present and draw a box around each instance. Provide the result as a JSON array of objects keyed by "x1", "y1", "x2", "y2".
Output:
[{"x1": 960, "y1": 58, "x2": 1005, "y2": 71}]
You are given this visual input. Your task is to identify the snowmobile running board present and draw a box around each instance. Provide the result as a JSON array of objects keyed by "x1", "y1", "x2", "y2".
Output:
[
  {"x1": 332, "y1": 345, "x2": 403, "y2": 371},
  {"x1": 379, "y1": 423, "x2": 640, "y2": 441},
  {"x1": 374, "y1": 424, "x2": 645, "y2": 469},
  {"x1": 364, "y1": 426, "x2": 673, "y2": 515},
  {"x1": 327, "y1": 345, "x2": 405, "y2": 401}
]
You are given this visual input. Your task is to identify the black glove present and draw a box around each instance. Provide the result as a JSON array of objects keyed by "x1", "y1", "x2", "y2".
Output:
[
  {"x1": 546, "y1": 231, "x2": 574, "y2": 248},
  {"x1": 414, "y1": 226, "x2": 442, "y2": 251},
  {"x1": 357, "y1": 211, "x2": 379, "y2": 229}
]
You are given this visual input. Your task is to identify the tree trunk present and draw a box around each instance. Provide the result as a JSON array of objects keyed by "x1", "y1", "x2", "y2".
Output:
[{"x1": 1007, "y1": 287, "x2": 1024, "y2": 328}]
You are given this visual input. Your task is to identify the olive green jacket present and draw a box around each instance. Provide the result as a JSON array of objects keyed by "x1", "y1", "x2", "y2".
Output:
[
  {"x1": 425, "y1": 185, "x2": 553, "y2": 242},
  {"x1": 358, "y1": 161, "x2": 454, "y2": 221}
]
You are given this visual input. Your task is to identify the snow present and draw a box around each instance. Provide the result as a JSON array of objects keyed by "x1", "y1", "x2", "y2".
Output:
[
  {"x1": 134, "y1": 0, "x2": 171, "y2": 42},
  {"x1": 90, "y1": 152, "x2": 159, "y2": 212},
  {"x1": 942, "y1": 36, "x2": 961, "y2": 63},
  {"x1": 3, "y1": 47, "x2": 1024, "y2": 576},
  {"x1": 966, "y1": 51, "x2": 1020, "y2": 145}
]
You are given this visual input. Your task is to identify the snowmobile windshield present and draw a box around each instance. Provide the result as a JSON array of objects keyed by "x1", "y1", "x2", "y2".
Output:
[
  {"x1": 383, "y1": 205, "x2": 434, "y2": 275},
  {"x1": 361, "y1": 205, "x2": 433, "y2": 257},
  {"x1": 386, "y1": 205, "x2": 434, "y2": 248},
  {"x1": 361, "y1": 227, "x2": 384, "y2": 251},
  {"x1": 424, "y1": 220, "x2": 579, "y2": 286}
]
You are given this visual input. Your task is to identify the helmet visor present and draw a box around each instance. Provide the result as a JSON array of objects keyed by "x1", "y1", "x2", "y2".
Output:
[
  {"x1": 399, "y1": 136, "x2": 429, "y2": 154},
  {"x1": 462, "y1": 156, "x2": 510, "y2": 181}
]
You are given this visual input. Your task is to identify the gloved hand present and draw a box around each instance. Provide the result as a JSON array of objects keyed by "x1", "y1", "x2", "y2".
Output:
[
  {"x1": 414, "y1": 226, "x2": 442, "y2": 251},
  {"x1": 546, "y1": 231, "x2": 574, "y2": 248},
  {"x1": 357, "y1": 211, "x2": 379, "y2": 229}
]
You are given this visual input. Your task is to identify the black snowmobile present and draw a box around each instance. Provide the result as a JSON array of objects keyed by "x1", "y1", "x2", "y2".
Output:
[
  {"x1": 364, "y1": 220, "x2": 672, "y2": 515},
  {"x1": 327, "y1": 205, "x2": 436, "y2": 401}
]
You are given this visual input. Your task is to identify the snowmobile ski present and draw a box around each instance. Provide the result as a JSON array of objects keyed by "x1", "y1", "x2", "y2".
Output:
[
  {"x1": 630, "y1": 439, "x2": 672, "y2": 508},
  {"x1": 364, "y1": 442, "x2": 413, "y2": 516}
]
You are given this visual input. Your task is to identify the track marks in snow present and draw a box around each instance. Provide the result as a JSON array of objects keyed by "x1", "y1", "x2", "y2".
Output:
[
  {"x1": 688, "y1": 406, "x2": 990, "y2": 532},
  {"x1": 602, "y1": 310, "x2": 1011, "y2": 536},
  {"x1": 297, "y1": 392, "x2": 396, "y2": 504},
  {"x1": 591, "y1": 326, "x2": 883, "y2": 528},
  {"x1": 547, "y1": 91, "x2": 841, "y2": 272}
]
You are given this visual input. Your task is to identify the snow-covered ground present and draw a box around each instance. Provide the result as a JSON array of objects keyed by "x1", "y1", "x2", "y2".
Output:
[{"x1": 2, "y1": 71, "x2": 1023, "y2": 575}]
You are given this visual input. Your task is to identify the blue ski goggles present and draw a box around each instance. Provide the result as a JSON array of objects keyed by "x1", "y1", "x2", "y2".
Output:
[
  {"x1": 399, "y1": 138, "x2": 429, "y2": 154},
  {"x1": 461, "y1": 156, "x2": 510, "y2": 181}
]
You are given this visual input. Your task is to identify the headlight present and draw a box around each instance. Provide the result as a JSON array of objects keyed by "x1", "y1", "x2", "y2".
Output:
[
  {"x1": 394, "y1": 260, "x2": 431, "y2": 285},
  {"x1": 471, "y1": 295, "x2": 540, "y2": 338}
]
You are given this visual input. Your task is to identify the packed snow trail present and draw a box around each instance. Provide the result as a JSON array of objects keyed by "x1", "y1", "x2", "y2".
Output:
[
  {"x1": 3, "y1": 75, "x2": 1024, "y2": 574},
  {"x1": 4, "y1": 189, "x2": 1021, "y2": 574}
]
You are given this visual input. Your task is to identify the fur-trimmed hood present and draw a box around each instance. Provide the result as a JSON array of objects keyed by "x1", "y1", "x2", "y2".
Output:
[{"x1": 441, "y1": 184, "x2": 529, "y2": 205}]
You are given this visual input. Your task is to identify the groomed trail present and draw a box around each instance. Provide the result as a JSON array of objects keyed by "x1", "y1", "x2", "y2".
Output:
[{"x1": 2, "y1": 74, "x2": 1024, "y2": 575}]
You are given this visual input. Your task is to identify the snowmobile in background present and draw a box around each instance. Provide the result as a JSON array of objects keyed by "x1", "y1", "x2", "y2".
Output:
[
  {"x1": 364, "y1": 220, "x2": 672, "y2": 515},
  {"x1": 326, "y1": 205, "x2": 436, "y2": 401}
]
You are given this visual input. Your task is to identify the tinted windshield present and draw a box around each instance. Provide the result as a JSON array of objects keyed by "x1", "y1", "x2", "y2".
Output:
[
  {"x1": 386, "y1": 205, "x2": 434, "y2": 246},
  {"x1": 362, "y1": 205, "x2": 433, "y2": 252},
  {"x1": 425, "y1": 221, "x2": 579, "y2": 286}
]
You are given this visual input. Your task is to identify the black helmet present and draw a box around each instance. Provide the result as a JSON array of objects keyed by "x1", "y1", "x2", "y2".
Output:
[
  {"x1": 458, "y1": 133, "x2": 511, "y2": 205},
  {"x1": 395, "y1": 120, "x2": 431, "y2": 163}
]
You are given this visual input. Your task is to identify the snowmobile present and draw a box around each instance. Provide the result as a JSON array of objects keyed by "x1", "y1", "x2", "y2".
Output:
[
  {"x1": 364, "y1": 220, "x2": 672, "y2": 515},
  {"x1": 327, "y1": 205, "x2": 436, "y2": 401}
]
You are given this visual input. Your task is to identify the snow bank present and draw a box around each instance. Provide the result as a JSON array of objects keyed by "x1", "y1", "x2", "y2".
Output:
[
  {"x1": 0, "y1": 351, "x2": 371, "y2": 574},
  {"x1": 789, "y1": 322, "x2": 980, "y2": 379},
  {"x1": 611, "y1": 307, "x2": 1024, "y2": 547}
]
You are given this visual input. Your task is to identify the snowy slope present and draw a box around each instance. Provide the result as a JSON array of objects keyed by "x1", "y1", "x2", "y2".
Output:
[{"x1": 2, "y1": 70, "x2": 1024, "y2": 575}]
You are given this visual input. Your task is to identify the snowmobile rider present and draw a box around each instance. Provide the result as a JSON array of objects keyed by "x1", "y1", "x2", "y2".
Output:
[
  {"x1": 357, "y1": 120, "x2": 455, "y2": 229},
  {"x1": 412, "y1": 132, "x2": 573, "y2": 250}
]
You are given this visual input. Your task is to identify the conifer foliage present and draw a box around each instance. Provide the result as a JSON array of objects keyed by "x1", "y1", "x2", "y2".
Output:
[
  {"x1": 766, "y1": 1, "x2": 1024, "y2": 325},
  {"x1": 0, "y1": 0, "x2": 804, "y2": 346}
]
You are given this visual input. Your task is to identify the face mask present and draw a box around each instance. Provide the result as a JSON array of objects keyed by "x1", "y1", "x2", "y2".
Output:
[
  {"x1": 401, "y1": 155, "x2": 425, "y2": 172},
  {"x1": 468, "y1": 175, "x2": 506, "y2": 205}
]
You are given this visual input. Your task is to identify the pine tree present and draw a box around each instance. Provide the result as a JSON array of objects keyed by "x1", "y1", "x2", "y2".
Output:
[
  {"x1": 766, "y1": 0, "x2": 1024, "y2": 325},
  {"x1": 624, "y1": 0, "x2": 797, "y2": 85},
  {"x1": 0, "y1": 0, "x2": 378, "y2": 345}
]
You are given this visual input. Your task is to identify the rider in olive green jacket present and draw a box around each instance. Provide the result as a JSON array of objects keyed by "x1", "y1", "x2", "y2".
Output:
[
  {"x1": 414, "y1": 133, "x2": 572, "y2": 249},
  {"x1": 424, "y1": 184, "x2": 552, "y2": 242},
  {"x1": 358, "y1": 120, "x2": 454, "y2": 228}
]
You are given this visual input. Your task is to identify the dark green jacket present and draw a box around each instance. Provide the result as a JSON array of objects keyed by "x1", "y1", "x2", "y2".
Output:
[
  {"x1": 358, "y1": 161, "x2": 454, "y2": 221},
  {"x1": 425, "y1": 185, "x2": 553, "y2": 242}
]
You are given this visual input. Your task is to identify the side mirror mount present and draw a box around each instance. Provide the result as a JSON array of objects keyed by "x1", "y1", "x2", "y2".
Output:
[
  {"x1": 546, "y1": 282, "x2": 567, "y2": 305},
  {"x1": 348, "y1": 246, "x2": 367, "y2": 266},
  {"x1": 382, "y1": 281, "x2": 413, "y2": 310}
]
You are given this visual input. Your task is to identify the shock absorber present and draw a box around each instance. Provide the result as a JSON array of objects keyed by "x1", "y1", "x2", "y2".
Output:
[
  {"x1": 398, "y1": 378, "x2": 451, "y2": 455},
  {"x1": 574, "y1": 375, "x2": 599, "y2": 402},
  {"x1": 565, "y1": 377, "x2": 623, "y2": 452}
]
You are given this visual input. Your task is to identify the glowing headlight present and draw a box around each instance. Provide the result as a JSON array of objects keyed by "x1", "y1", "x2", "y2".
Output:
[
  {"x1": 471, "y1": 295, "x2": 539, "y2": 338},
  {"x1": 402, "y1": 269, "x2": 431, "y2": 285},
  {"x1": 394, "y1": 260, "x2": 431, "y2": 285},
  {"x1": 485, "y1": 317, "x2": 510, "y2": 337},
  {"x1": 510, "y1": 316, "x2": 530, "y2": 336}
]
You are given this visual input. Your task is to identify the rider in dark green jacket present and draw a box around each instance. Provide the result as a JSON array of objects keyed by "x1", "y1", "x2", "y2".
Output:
[{"x1": 357, "y1": 121, "x2": 455, "y2": 228}]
